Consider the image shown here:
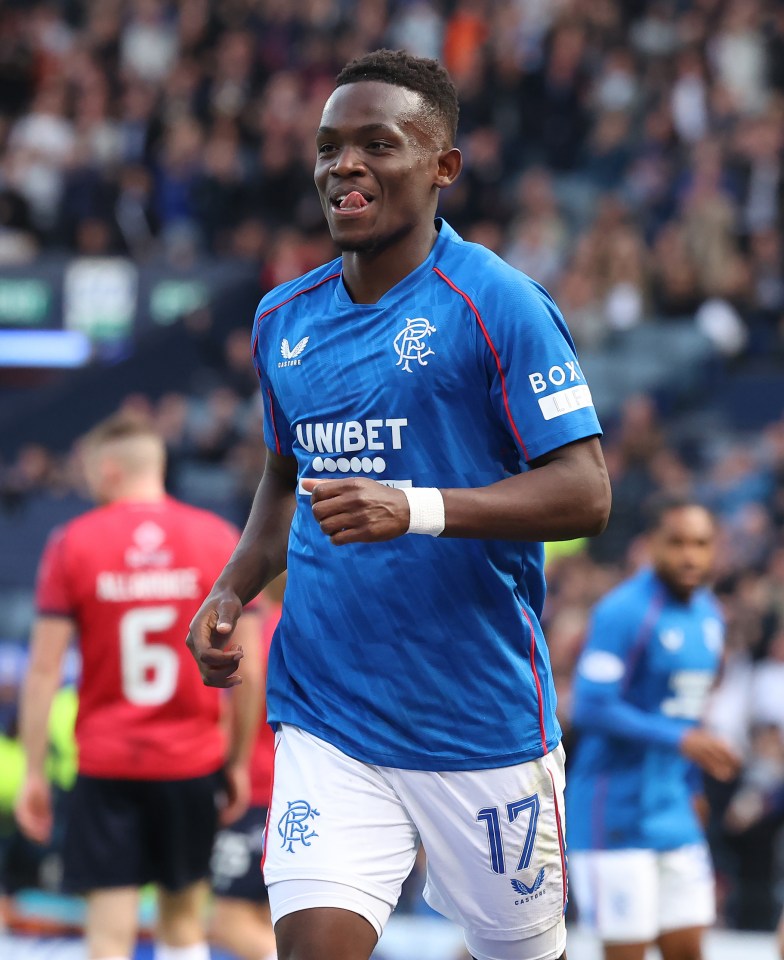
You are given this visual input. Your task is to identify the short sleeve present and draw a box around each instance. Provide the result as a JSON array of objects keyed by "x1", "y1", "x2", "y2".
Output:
[
  {"x1": 35, "y1": 527, "x2": 75, "y2": 617},
  {"x1": 251, "y1": 322, "x2": 294, "y2": 457},
  {"x1": 477, "y1": 275, "x2": 601, "y2": 462},
  {"x1": 260, "y1": 381, "x2": 293, "y2": 457}
]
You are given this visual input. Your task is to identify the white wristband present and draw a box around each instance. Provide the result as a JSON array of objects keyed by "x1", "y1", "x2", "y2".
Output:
[{"x1": 401, "y1": 487, "x2": 445, "y2": 537}]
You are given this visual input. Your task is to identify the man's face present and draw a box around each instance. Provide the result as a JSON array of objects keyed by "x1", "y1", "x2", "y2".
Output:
[
  {"x1": 650, "y1": 506, "x2": 716, "y2": 598},
  {"x1": 314, "y1": 81, "x2": 445, "y2": 253}
]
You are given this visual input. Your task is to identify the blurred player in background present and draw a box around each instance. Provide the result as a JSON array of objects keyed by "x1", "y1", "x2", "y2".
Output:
[
  {"x1": 567, "y1": 495, "x2": 740, "y2": 960},
  {"x1": 187, "y1": 49, "x2": 611, "y2": 960},
  {"x1": 209, "y1": 574, "x2": 284, "y2": 960},
  {"x1": 14, "y1": 415, "x2": 261, "y2": 960}
]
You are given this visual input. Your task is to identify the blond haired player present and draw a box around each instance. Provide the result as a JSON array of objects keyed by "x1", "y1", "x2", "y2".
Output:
[{"x1": 16, "y1": 415, "x2": 261, "y2": 960}]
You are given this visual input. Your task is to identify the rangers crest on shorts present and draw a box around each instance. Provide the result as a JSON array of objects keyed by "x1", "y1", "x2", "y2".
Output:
[{"x1": 278, "y1": 799, "x2": 320, "y2": 853}]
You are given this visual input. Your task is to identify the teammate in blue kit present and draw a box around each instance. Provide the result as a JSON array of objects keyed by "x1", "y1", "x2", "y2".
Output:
[
  {"x1": 567, "y1": 495, "x2": 740, "y2": 960},
  {"x1": 187, "y1": 49, "x2": 611, "y2": 960}
]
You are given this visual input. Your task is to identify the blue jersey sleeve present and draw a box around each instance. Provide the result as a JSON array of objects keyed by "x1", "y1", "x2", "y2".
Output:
[
  {"x1": 261, "y1": 380, "x2": 293, "y2": 456},
  {"x1": 251, "y1": 308, "x2": 294, "y2": 457},
  {"x1": 572, "y1": 594, "x2": 689, "y2": 749},
  {"x1": 474, "y1": 273, "x2": 602, "y2": 462}
]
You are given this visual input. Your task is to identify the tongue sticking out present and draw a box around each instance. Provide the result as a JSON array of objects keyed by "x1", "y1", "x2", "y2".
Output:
[{"x1": 339, "y1": 191, "x2": 369, "y2": 209}]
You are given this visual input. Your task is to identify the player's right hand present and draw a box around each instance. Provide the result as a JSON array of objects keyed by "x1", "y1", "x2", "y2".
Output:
[
  {"x1": 186, "y1": 590, "x2": 245, "y2": 687},
  {"x1": 679, "y1": 727, "x2": 741, "y2": 782},
  {"x1": 15, "y1": 774, "x2": 53, "y2": 844}
]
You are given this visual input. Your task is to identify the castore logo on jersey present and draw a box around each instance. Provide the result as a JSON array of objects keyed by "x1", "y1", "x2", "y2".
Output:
[
  {"x1": 279, "y1": 336, "x2": 310, "y2": 368},
  {"x1": 394, "y1": 317, "x2": 436, "y2": 373}
]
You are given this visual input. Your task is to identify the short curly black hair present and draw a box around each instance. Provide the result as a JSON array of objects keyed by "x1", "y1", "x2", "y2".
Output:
[
  {"x1": 335, "y1": 49, "x2": 459, "y2": 145},
  {"x1": 644, "y1": 492, "x2": 715, "y2": 532}
]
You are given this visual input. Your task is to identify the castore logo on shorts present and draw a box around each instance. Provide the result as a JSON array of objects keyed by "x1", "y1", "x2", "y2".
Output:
[{"x1": 510, "y1": 867, "x2": 545, "y2": 904}]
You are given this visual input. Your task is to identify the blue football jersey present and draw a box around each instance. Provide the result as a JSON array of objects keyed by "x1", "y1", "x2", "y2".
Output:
[
  {"x1": 567, "y1": 567, "x2": 725, "y2": 850},
  {"x1": 252, "y1": 219, "x2": 602, "y2": 770}
]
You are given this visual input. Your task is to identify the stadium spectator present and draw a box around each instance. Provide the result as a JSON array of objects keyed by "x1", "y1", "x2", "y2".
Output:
[{"x1": 14, "y1": 414, "x2": 262, "y2": 960}]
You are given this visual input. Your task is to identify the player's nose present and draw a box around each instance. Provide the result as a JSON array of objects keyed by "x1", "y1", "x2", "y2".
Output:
[{"x1": 330, "y1": 145, "x2": 367, "y2": 177}]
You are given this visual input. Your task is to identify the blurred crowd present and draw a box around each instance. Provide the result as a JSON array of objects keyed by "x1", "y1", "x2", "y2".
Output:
[
  {"x1": 0, "y1": 0, "x2": 782, "y2": 355},
  {"x1": 1, "y1": 0, "x2": 784, "y2": 936}
]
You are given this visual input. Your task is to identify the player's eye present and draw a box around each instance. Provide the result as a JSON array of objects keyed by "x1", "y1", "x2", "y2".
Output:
[
  {"x1": 367, "y1": 141, "x2": 390, "y2": 151},
  {"x1": 317, "y1": 143, "x2": 336, "y2": 155}
]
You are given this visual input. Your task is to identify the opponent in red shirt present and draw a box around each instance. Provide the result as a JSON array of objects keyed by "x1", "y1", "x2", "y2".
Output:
[{"x1": 15, "y1": 414, "x2": 261, "y2": 960}]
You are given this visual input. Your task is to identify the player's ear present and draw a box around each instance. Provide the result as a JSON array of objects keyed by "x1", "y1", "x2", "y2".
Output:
[{"x1": 435, "y1": 147, "x2": 462, "y2": 189}]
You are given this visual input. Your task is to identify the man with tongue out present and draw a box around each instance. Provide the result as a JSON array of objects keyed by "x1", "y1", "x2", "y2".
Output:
[{"x1": 188, "y1": 49, "x2": 611, "y2": 960}]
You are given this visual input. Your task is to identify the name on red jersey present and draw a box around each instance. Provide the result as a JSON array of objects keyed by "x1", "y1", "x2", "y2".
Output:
[{"x1": 96, "y1": 568, "x2": 201, "y2": 602}]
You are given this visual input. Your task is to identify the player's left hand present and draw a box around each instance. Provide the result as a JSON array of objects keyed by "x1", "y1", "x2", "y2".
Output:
[{"x1": 301, "y1": 477, "x2": 409, "y2": 545}]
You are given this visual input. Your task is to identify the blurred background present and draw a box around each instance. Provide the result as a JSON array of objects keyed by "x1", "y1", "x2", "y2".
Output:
[{"x1": 0, "y1": 0, "x2": 783, "y2": 957}]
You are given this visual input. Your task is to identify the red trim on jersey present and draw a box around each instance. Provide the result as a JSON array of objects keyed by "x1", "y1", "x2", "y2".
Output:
[
  {"x1": 547, "y1": 766, "x2": 568, "y2": 911},
  {"x1": 432, "y1": 267, "x2": 530, "y2": 462},
  {"x1": 260, "y1": 735, "x2": 281, "y2": 875},
  {"x1": 521, "y1": 605, "x2": 548, "y2": 754},
  {"x1": 251, "y1": 272, "x2": 342, "y2": 363},
  {"x1": 267, "y1": 388, "x2": 282, "y2": 456}
]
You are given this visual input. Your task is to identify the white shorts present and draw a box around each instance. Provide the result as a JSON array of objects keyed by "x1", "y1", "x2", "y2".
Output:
[
  {"x1": 263, "y1": 724, "x2": 568, "y2": 960},
  {"x1": 569, "y1": 845, "x2": 716, "y2": 943}
]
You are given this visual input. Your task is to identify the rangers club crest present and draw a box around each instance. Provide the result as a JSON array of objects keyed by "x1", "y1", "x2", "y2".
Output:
[
  {"x1": 393, "y1": 317, "x2": 436, "y2": 373},
  {"x1": 278, "y1": 799, "x2": 320, "y2": 853}
]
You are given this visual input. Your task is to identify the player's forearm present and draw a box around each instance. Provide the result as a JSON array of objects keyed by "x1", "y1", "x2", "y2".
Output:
[
  {"x1": 19, "y1": 667, "x2": 59, "y2": 777},
  {"x1": 441, "y1": 437, "x2": 610, "y2": 541},
  {"x1": 216, "y1": 459, "x2": 297, "y2": 605},
  {"x1": 572, "y1": 693, "x2": 687, "y2": 749}
]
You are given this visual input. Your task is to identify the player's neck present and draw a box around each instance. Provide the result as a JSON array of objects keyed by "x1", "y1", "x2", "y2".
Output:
[
  {"x1": 108, "y1": 479, "x2": 167, "y2": 504},
  {"x1": 655, "y1": 572, "x2": 696, "y2": 604},
  {"x1": 341, "y1": 222, "x2": 438, "y2": 304}
]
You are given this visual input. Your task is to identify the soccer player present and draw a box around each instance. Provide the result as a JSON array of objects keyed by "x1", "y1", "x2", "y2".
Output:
[
  {"x1": 14, "y1": 415, "x2": 261, "y2": 960},
  {"x1": 187, "y1": 49, "x2": 611, "y2": 960},
  {"x1": 209, "y1": 577, "x2": 282, "y2": 960},
  {"x1": 567, "y1": 495, "x2": 740, "y2": 960}
]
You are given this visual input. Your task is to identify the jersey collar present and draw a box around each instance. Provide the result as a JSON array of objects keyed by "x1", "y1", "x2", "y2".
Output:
[{"x1": 334, "y1": 219, "x2": 456, "y2": 308}]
